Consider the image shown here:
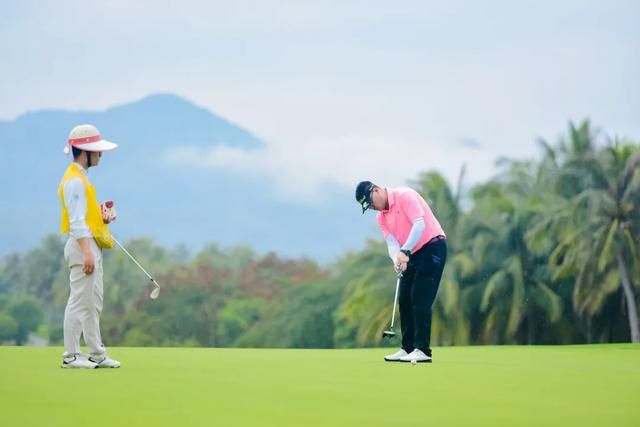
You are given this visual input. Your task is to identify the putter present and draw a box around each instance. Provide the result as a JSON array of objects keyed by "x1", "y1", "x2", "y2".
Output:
[
  {"x1": 382, "y1": 271, "x2": 403, "y2": 339},
  {"x1": 113, "y1": 237, "x2": 161, "y2": 299}
]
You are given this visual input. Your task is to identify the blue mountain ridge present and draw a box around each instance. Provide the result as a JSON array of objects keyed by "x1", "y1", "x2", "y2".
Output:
[{"x1": 0, "y1": 94, "x2": 376, "y2": 262}]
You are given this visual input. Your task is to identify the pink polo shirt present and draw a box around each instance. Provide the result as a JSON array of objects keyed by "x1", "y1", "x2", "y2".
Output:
[{"x1": 376, "y1": 187, "x2": 445, "y2": 253}]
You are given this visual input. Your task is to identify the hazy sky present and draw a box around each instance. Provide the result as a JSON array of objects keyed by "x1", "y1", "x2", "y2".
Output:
[{"x1": 2, "y1": 0, "x2": 639, "y2": 200}]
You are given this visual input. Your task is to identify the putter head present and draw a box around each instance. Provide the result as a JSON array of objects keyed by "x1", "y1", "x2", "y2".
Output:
[{"x1": 382, "y1": 329, "x2": 396, "y2": 339}]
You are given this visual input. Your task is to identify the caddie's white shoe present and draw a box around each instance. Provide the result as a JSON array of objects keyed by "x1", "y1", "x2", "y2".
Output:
[
  {"x1": 384, "y1": 348, "x2": 408, "y2": 362},
  {"x1": 89, "y1": 355, "x2": 121, "y2": 368},
  {"x1": 61, "y1": 354, "x2": 98, "y2": 369},
  {"x1": 399, "y1": 348, "x2": 432, "y2": 363}
]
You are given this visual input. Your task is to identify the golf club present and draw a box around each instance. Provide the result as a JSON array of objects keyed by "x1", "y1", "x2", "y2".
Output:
[
  {"x1": 113, "y1": 237, "x2": 161, "y2": 299},
  {"x1": 382, "y1": 271, "x2": 403, "y2": 339}
]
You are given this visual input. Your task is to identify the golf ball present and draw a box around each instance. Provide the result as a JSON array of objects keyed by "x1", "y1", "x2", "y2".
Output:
[{"x1": 411, "y1": 360, "x2": 417, "y2": 365}]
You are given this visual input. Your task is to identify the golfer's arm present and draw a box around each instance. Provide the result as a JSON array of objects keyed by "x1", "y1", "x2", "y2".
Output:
[
  {"x1": 400, "y1": 218, "x2": 425, "y2": 252},
  {"x1": 386, "y1": 235, "x2": 400, "y2": 261}
]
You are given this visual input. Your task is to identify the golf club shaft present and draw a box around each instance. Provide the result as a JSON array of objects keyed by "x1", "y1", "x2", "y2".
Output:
[
  {"x1": 112, "y1": 237, "x2": 159, "y2": 287},
  {"x1": 390, "y1": 275, "x2": 401, "y2": 328}
]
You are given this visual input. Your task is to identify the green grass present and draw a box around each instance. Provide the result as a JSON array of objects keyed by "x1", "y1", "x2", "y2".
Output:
[{"x1": 1, "y1": 345, "x2": 639, "y2": 426}]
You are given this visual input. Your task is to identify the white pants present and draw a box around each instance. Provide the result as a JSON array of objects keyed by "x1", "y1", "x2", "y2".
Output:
[{"x1": 63, "y1": 238, "x2": 106, "y2": 357}]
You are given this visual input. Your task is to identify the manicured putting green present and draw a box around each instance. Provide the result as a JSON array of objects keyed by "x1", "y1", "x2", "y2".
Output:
[{"x1": 1, "y1": 345, "x2": 638, "y2": 426}]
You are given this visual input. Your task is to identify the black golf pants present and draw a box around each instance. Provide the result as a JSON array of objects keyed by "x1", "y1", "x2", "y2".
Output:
[{"x1": 399, "y1": 238, "x2": 447, "y2": 357}]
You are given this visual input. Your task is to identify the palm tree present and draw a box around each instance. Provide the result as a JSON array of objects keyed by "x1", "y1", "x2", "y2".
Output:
[
  {"x1": 547, "y1": 141, "x2": 640, "y2": 342},
  {"x1": 462, "y1": 161, "x2": 563, "y2": 344},
  {"x1": 533, "y1": 121, "x2": 639, "y2": 342}
]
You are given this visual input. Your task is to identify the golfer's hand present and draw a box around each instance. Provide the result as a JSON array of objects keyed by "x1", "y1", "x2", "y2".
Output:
[
  {"x1": 394, "y1": 262, "x2": 407, "y2": 273},
  {"x1": 82, "y1": 250, "x2": 95, "y2": 275},
  {"x1": 394, "y1": 252, "x2": 409, "y2": 273},
  {"x1": 395, "y1": 252, "x2": 409, "y2": 265}
]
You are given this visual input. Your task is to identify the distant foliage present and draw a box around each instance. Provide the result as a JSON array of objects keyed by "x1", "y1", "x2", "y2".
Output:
[
  {"x1": 0, "y1": 296, "x2": 44, "y2": 345},
  {"x1": 0, "y1": 120, "x2": 638, "y2": 346}
]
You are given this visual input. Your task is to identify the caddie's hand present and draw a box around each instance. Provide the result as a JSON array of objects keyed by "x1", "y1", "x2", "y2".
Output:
[
  {"x1": 101, "y1": 200, "x2": 116, "y2": 224},
  {"x1": 82, "y1": 250, "x2": 95, "y2": 275}
]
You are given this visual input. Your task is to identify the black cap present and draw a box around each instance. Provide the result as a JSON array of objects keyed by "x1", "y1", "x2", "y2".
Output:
[{"x1": 355, "y1": 181, "x2": 375, "y2": 214}]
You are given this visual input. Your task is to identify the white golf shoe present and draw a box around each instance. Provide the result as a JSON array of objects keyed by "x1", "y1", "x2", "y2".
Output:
[
  {"x1": 399, "y1": 348, "x2": 432, "y2": 363},
  {"x1": 384, "y1": 348, "x2": 408, "y2": 362},
  {"x1": 89, "y1": 355, "x2": 121, "y2": 368},
  {"x1": 61, "y1": 354, "x2": 98, "y2": 369}
]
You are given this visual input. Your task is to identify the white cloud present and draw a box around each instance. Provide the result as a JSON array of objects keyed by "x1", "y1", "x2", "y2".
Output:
[{"x1": 164, "y1": 133, "x2": 499, "y2": 203}]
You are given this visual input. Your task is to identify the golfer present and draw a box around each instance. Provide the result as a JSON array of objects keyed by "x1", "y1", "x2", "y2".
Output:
[
  {"x1": 355, "y1": 181, "x2": 447, "y2": 363},
  {"x1": 58, "y1": 124, "x2": 120, "y2": 368}
]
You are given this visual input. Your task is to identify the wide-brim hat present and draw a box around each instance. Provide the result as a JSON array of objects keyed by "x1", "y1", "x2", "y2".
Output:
[{"x1": 64, "y1": 124, "x2": 118, "y2": 154}]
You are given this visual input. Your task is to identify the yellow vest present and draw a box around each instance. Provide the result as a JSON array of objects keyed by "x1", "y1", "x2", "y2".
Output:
[{"x1": 58, "y1": 163, "x2": 114, "y2": 249}]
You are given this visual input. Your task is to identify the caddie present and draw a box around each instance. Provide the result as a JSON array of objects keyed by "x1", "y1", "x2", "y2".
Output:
[{"x1": 58, "y1": 124, "x2": 120, "y2": 368}]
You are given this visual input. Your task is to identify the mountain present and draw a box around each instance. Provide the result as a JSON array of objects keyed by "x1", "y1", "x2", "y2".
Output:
[{"x1": 0, "y1": 94, "x2": 375, "y2": 262}]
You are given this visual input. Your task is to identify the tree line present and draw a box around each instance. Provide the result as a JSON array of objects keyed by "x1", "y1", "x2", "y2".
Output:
[{"x1": 0, "y1": 120, "x2": 638, "y2": 347}]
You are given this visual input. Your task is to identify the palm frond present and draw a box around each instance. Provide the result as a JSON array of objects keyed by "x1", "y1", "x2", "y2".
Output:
[
  {"x1": 480, "y1": 270, "x2": 505, "y2": 312},
  {"x1": 537, "y1": 282, "x2": 563, "y2": 323},
  {"x1": 598, "y1": 219, "x2": 619, "y2": 272},
  {"x1": 505, "y1": 257, "x2": 525, "y2": 337}
]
